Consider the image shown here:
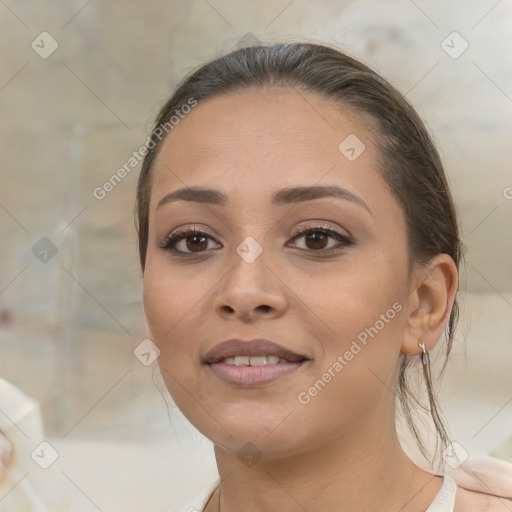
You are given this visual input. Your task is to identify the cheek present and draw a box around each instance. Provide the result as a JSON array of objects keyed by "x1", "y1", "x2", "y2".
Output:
[
  {"x1": 143, "y1": 254, "x2": 204, "y2": 334},
  {"x1": 142, "y1": 258, "x2": 206, "y2": 379},
  {"x1": 143, "y1": 264, "x2": 208, "y2": 416},
  {"x1": 298, "y1": 292, "x2": 405, "y2": 435},
  {"x1": 319, "y1": 254, "x2": 406, "y2": 333},
  {"x1": 311, "y1": 251, "x2": 408, "y2": 384}
]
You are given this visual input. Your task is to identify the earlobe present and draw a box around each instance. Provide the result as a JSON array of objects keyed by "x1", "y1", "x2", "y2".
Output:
[{"x1": 401, "y1": 254, "x2": 458, "y2": 356}]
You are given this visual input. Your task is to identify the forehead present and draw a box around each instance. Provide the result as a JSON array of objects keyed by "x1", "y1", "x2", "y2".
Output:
[{"x1": 150, "y1": 86, "x2": 389, "y2": 210}]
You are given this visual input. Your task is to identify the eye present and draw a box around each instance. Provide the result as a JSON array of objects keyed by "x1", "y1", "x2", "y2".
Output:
[
  {"x1": 287, "y1": 225, "x2": 354, "y2": 253},
  {"x1": 159, "y1": 224, "x2": 354, "y2": 256},
  {"x1": 159, "y1": 227, "x2": 222, "y2": 254}
]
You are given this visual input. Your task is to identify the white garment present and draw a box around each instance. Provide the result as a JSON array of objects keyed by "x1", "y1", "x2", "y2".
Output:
[
  {"x1": 177, "y1": 474, "x2": 457, "y2": 512},
  {"x1": 0, "y1": 379, "x2": 68, "y2": 512},
  {"x1": 175, "y1": 482, "x2": 217, "y2": 512},
  {"x1": 426, "y1": 475, "x2": 457, "y2": 512}
]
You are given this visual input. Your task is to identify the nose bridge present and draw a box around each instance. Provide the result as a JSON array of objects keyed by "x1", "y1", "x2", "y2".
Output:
[
  {"x1": 224, "y1": 236, "x2": 270, "y2": 295},
  {"x1": 213, "y1": 234, "x2": 287, "y2": 319},
  {"x1": 226, "y1": 215, "x2": 272, "y2": 281}
]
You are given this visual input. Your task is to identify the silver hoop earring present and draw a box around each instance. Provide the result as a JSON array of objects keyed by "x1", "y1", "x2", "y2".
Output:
[{"x1": 418, "y1": 341, "x2": 427, "y2": 365}]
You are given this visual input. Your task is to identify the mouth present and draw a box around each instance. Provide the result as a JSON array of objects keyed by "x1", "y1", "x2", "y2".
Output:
[{"x1": 203, "y1": 338, "x2": 310, "y2": 387}]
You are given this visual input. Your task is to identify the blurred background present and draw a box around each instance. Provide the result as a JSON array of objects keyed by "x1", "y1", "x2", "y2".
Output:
[{"x1": 0, "y1": 0, "x2": 511, "y2": 510}]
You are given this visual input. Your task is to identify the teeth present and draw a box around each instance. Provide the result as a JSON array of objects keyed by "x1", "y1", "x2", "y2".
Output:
[
  {"x1": 221, "y1": 355, "x2": 282, "y2": 366},
  {"x1": 249, "y1": 356, "x2": 267, "y2": 366}
]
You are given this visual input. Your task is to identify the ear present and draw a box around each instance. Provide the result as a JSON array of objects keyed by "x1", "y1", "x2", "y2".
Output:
[{"x1": 401, "y1": 254, "x2": 458, "y2": 356}]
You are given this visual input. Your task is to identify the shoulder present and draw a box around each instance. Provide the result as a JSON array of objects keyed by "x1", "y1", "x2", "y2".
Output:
[{"x1": 454, "y1": 487, "x2": 512, "y2": 511}]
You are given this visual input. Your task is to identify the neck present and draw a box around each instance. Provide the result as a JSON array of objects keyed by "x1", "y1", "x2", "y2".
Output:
[{"x1": 208, "y1": 416, "x2": 442, "y2": 512}]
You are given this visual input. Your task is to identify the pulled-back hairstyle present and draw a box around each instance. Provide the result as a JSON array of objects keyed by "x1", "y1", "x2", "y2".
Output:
[{"x1": 136, "y1": 41, "x2": 462, "y2": 462}]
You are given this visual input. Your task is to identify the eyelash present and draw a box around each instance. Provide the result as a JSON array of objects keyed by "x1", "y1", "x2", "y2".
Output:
[
  {"x1": 289, "y1": 225, "x2": 354, "y2": 253},
  {"x1": 159, "y1": 224, "x2": 354, "y2": 256}
]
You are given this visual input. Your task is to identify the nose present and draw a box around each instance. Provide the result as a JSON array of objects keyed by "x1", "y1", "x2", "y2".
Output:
[{"x1": 213, "y1": 248, "x2": 287, "y2": 322}]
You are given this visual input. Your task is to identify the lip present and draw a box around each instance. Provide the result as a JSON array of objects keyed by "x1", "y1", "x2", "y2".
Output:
[{"x1": 203, "y1": 338, "x2": 310, "y2": 387}]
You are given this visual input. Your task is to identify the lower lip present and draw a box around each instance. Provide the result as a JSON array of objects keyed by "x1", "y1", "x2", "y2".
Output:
[{"x1": 207, "y1": 361, "x2": 307, "y2": 387}]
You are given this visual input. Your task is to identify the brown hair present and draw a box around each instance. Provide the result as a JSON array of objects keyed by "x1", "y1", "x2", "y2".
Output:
[{"x1": 135, "y1": 42, "x2": 462, "y2": 461}]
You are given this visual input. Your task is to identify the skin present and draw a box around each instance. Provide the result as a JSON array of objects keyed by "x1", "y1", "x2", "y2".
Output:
[{"x1": 143, "y1": 86, "x2": 478, "y2": 511}]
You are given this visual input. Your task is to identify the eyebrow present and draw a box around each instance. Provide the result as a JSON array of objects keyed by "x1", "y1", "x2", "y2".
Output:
[{"x1": 156, "y1": 185, "x2": 371, "y2": 214}]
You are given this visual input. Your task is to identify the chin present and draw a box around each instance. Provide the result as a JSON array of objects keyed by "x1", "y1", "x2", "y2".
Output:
[{"x1": 200, "y1": 407, "x2": 309, "y2": 458}]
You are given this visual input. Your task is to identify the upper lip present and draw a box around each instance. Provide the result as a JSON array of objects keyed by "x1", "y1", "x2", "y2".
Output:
[{"x1": 203, "y1": 339, "x2": 309, "y2": 364}]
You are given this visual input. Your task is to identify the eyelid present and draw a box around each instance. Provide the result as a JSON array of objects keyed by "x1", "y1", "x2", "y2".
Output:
[
  {"x1": 288, "y1": 221, "x2": 352, "y2": 240},
  {"x1": 170, "y1": 224, "x2": 210, "y2": 236},
  {"x1": 286, "y1": 224, "x2": 354, "y2": 253},
  {"x1": 166, "y1": 224, "x2": 218, "y2": 241},
  {"x1": 158, "y1": 225, "x2": 222, "y2": 253}
]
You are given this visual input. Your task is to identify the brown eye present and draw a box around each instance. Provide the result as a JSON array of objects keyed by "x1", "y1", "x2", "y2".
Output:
[
  {"x1": 304, "y1": 232, "x2": 329, "y2": 250},
  {"x1": 288, "y1": 226, "x2": 354, "y2": 253},
  {"x1": 160, "y1": 229, "x2": 221, "y2": 254},
  {"x1": 184, "y1": 234, "x2": 209, "y2": 252}
]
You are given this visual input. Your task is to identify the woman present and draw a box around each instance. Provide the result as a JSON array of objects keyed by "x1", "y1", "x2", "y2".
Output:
[{"x1": 136, "y1": 42, "x2": 511, "y2": 510}]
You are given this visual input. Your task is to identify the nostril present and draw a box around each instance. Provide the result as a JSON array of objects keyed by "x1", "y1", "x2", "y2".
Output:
[{"x1": 218, "y1": 304, "x2": 272, "y2": 315}]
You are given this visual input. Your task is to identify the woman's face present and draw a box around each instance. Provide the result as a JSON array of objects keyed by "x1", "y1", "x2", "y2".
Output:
[{"x1": 143, "y1": 87, "x2": 413, "y2": 457}]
